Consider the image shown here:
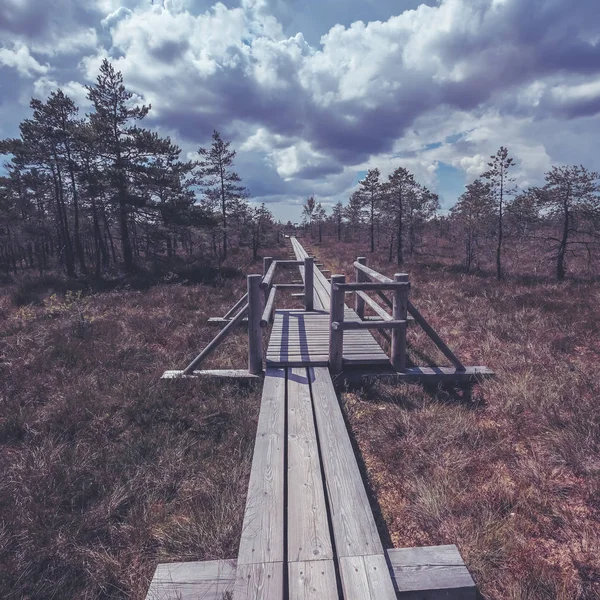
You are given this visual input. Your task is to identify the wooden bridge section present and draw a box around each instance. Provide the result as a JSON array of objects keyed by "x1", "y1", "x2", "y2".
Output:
[
  {"x1": 266, "y1": 309, "x2": 389, "y2": 367},
  {"x1": 150, "y1": 237, "x2": 484, "y2": 599}
]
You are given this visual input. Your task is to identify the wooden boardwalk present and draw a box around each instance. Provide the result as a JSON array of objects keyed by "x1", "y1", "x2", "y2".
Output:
[
  {"x1": 147, "y1": 237, "x2": 477, "y2": 600},
  {"x1": 266, "y1": 309, "x2": 389, "y2": 367}
]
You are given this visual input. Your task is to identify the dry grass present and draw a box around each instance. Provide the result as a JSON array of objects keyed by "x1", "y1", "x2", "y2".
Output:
[
  {"x1": 0, "y1": 246, "x2": 286, "y2": 599},
  {"x1": 308, "y1": 235, "x2": 600, "y2": 600}
]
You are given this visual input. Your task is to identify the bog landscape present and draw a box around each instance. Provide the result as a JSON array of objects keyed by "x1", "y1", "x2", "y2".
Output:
[{"x1": 1, "y1": 1, "x2": 600, "y2": 599}]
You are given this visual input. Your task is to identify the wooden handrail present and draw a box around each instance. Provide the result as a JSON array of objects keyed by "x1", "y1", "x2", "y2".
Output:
[
  {"x1": 274, "y1": 260, "x2": 304, "y2": 266},
  {"x1": 260, "y1": 261, "x2": 277, "y2": 289},
  {"x1": 333, "y1": 281, "x2": 410, "y2": 292},
  {"x1": 356, "y1": 291, "x2": 392, "y2": 322},
  {"x1": 274, "y1": 283, "x2": 304, "y2": 290},
  {"x1": 331, "y1": 319, "x2": 407, "y2": 331},
  {"x1": 353, "y1": 261, "x2": 393, "y2": 284},
  {"x1": 260, "y1": 286, "x2": 277, "y2": 328}
]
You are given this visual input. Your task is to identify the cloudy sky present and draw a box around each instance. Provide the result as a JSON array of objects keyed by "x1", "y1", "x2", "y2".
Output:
[{"x1": 1, "y1": 0, "x2": 599, "y2": 221}]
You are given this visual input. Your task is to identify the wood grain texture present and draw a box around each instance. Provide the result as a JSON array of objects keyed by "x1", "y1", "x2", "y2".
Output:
[
  {"x1": 237, "y1": 368, "x2": 285, "y2": 566},
  {"x1": 287, "y1": 367, "x2": 333, "y2": 563},
  {"x1": 288, "y1": 560, "x2": 339, "y2": 600},
  {"x1": 161, "y1": 369, "x2": 260, "y2": 380},
  {"x1": 146, "y1": 559, "x2": 236, "y2": 600},
  {"x1": 387, "y1": 545, "x2": 476, "y2": 597},
  {"x1": 232, "y1": 562, "x2": 284, "y2": 600},
  {"x1": 208, "y1": 316, "x2": 248, "y2": 324},
  {"x1": 339, "y1": 366, "x2": 495, "y2": 384},
  {"x1": 310, "y1": 367, "x2": 385, "y2": 558},
  {"x1": 338, "y1": 554, "x2": 397, "y2": 600}
]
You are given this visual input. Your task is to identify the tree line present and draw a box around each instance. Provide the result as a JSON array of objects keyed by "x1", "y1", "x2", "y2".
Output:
[
  {"x1": 299, "y1": 147, "x2": 600, "y2": 281},
  {"x1": 0, "y1": 60, "x2": 275, "y2": 278}
]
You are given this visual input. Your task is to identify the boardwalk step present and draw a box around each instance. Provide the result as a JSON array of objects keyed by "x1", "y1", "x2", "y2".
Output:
[
  {"x1": 146, "y1": 545, "x2": 475, "y2": 599},
  {"x1": 387, "y1": 545, "x2": 476, "y2": 599}
]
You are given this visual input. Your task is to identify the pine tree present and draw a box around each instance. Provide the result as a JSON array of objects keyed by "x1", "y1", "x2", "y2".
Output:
[
  {"x1": 359, "y1": 168, "x2": 381, "y2": 252},
  {"x1": 196, "y1": 130, "x2": 245, "y2": 260},
  {"x1": 344, "y1": 191, "x2": 365, "y2": 241},
  {"x1": 313, "y1": 202, "x2": 327, "y2": 243},
  {"x1": 383, "y1": 167, "x2": 418, "y2": 265},
  {"x1": 331, "y1": 201, "x2": 344, "y2": 241},
  {"x1": 451, "y1": 179, "x2": 494, "y2": 272},
  {"x1": 482, "y1": 146, "x2": 516, "y2": 280},
  {"x1": 535, "y1": 165, "x2": 600, "y2": 281},
  {"x1": 302, "y1": 195, "x2": 316, "y2": 236},
  {"x1": 86, "y1": 59, "x2": 152, "y2": 271}
]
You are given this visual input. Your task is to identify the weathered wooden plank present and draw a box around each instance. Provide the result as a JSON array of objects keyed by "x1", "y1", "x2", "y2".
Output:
[
  {"x1": 267, "y1": 348, "x2": 387, "y2": 360},
  {"x1": 161, "y1": 369, "x2": 260, "y2": 380},
  {"x1": 261, "y1": 286, "x2": 277, "y2": 328},
  {"x1": 288, "y1": 560, "x2": 338, "y2": 600},
  {"x1": 338, "y1": 555, "x2": 396, "y2": 600},
  {"x1": 334, "y1": 281, "x2": 410, "y2": 292},
  {"x1": 208, "y1": 316, "x2": 249, "y2": 324},
  {"x1": 387, "y1": 545, "x2": 476, "y2": 599},
  {"x1": 287, "y1": 367, "x2": 334, "y2": 563},
  {"x1": 233, "y1": 562, "x2": 283, "y2": 600},
  {"x1": 266, "y1": 358, "x2": 329, "y2": 367},
  {"x1": 146, "y1": 559, "x2": 236, "y2": 600},
  {"x1": 276, "y1": 348, "x2": 382, "y2": 353},
  {"x1": 275, "y1": 283, "x2": 304, "y2": 290},
  {"x1": 310, "y1": 367, "x2": 385, "y2": 558},
  {"x1": 331, "y1": 319, "x2": 407, "y2": 331},
  {"x1": 339, "y1": 366, "x2": 494, "y2": 384},
  {"x1": 236, "y1": 369, "x2": 285, "y2": 566},
  {"x1": 261, "y1": 261, "x2": 278, "y2": 290},
  {"x1": 353, "y1": 261, "x2": 393, "y2": 285}
]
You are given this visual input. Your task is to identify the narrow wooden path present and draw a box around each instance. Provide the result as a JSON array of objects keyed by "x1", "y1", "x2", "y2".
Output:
[
  {"x1": 228, "y1": 364, "x2": 396, "y2": 599},
  {"x1": 147, "y1": 237, "x2": 476, "y2": 599},
  {"x1": 266, "y1": 309, "x2": 389, "y2": 367}
]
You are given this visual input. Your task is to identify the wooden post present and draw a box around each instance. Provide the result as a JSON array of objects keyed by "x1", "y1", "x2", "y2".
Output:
[
  {"x1": 262, "y1": 257, "x2": 273, "y2": 306},
  {"x1": 329, "y1": 274, "x2": 345, "y2": 373},
  {"x1": 392, "y1": 273, "x2": 409, "y2": 372},
  {"x1": 304, "y1": 257, "x2": 314, "y2": 311},
  {"x1": 248, "y1": 274, "x2": 263, "y2": 375},
  {"x1": 355, "y1": 257, "x2": 366, "y2": 319}
]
